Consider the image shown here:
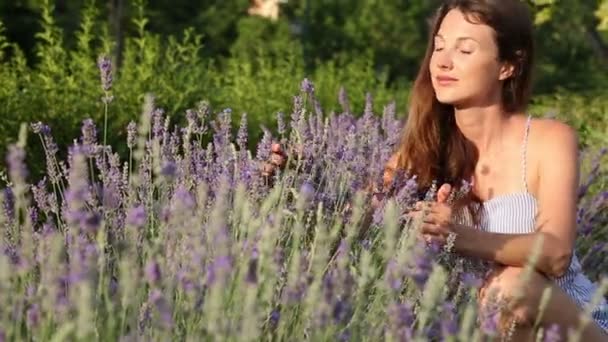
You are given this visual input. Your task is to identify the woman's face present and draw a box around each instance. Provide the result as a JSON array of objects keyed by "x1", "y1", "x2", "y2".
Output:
[{"x1": 429, "y1": 9, "x2": 513, "y2": 108}]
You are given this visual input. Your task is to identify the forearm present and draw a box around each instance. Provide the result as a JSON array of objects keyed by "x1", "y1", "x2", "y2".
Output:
[{"x1": 451, "y1": 224, "x2": 572, "y2": 277}]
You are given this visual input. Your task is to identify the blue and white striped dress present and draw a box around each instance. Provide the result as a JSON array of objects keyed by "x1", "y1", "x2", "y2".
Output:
[{"x1": 479, "y1": 115, "x2": 608, "y2": 332}]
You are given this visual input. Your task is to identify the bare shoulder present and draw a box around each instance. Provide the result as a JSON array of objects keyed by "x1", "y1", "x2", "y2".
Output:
[
  {"x1": 525, "y1": 118, "x2": 579, "y2": 194},
  {"x1": 529, "y1": 117, "x2": 579, "y2": 154}
]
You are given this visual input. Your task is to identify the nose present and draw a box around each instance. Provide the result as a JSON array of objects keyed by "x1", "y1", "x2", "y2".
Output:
[{"x1": 435, "y1": 50, "x2": 453, "y2": 70}]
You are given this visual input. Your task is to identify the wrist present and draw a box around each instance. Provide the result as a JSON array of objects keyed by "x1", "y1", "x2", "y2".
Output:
[{"x1": 448, "y1": 224, "x2": 470, "y2": 254}]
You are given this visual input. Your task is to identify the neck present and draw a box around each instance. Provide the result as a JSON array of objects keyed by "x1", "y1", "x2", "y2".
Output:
[{"x1": 453, "y1": 104, "x2": 511, "y2": 154}]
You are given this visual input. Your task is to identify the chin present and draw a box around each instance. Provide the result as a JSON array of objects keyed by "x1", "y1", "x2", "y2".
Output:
[{"x1": 434, "y1": 93, "x2": 461, "y2": 105}]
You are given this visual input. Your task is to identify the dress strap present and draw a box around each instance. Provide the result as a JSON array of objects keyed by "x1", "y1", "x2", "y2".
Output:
[{"x1": 522, "y1": 115, "x2": 532, "y2": 193}]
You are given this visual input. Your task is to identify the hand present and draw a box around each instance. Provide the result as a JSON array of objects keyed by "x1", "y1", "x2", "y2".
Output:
[
  {"x1": 261, "y1": 142, "x2": 288, "y2": 180},
  {"x1": 407, "y1": 183, "x2": 454, "y2": 245}
]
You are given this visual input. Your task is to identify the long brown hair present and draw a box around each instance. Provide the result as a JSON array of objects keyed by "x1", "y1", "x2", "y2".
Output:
[{"x1": 391, "y1": 0, "x2": 535, "y2": 211}]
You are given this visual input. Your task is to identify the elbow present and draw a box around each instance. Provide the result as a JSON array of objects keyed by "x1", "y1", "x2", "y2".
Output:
[{"x1": 546, "y1": 248, "x2": 573, "y2": 278}]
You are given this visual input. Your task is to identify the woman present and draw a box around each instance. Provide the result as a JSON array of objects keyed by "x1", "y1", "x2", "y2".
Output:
[{"x1": 262, "y1": 0, "x2": 608, "y2": 340}]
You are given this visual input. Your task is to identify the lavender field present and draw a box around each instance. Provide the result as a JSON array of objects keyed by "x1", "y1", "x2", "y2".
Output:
[{"x1": 0, "y1": 58, "x2": 606, "y2": 341}]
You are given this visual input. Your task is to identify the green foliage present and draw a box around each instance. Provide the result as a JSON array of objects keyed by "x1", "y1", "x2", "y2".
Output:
[
  {"x1": 528, "y1": 0, "x2": 608, "y2": 92},
  {"x1": 598, "y1": 0, "x2": 608, "y2": 29},
  {"x1": 0, "y1": 0, "x2": 411, "y2": 179},
  {"x1": 531, "y1": 91, "x2": 608, "y2": 147},
  {"x1": 0, "y1": 0, "x2": 606, "y2": 179}
]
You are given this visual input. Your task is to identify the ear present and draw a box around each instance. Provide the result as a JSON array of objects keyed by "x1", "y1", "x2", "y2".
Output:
[{"x1": 498, "y1": 62, "x2": 515, "y2": 81}]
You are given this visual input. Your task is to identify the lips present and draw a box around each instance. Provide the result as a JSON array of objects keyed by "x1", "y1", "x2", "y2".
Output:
[{"x1": 436, "y1": 75, "x2": 458, "y2": 85}]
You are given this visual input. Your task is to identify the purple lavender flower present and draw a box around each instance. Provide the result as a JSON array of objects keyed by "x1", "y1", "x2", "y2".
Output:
[
  {"x1": 102, "y1": 182, "x2": 121, "y2": 210},
  {"x1": 285, "y1": 262, "x2": 311, "y2": 304},
  {"x1": 300, "y1": 78, "x2": 315, "y2": 95},
  {"x1": 205, "y1": 255, "x2": 233, "y2": 286},
  {"x1": 246, "y1": 245, "x2": 259, "y2": 284},
  {"x1": 109, "y1": 277, "x2": 119, "y2": 297},
  {"x1": 81, "y1": 118, "x2": 97, "y2": 150},
  {"x1": 269, "y1": 309, "x2": 280, "y2": 329},
  {"x1": 479, "y1": 300, "x2": 501, "y2": 337},
  {"x1": 160, "y1": 160, "x2": 177, "y2": 179},
  {"x1": 3, "y1": 244, "x2": 18, "y2": 265},
  {"x1": 26, "y1": 303, "x2": 40, "y2": 328},
  {"x1": 338, "y1": 329, "x2": 351, "y2": 342},
  {"x1": 127, "y1": 121, "x2": 137, "y2": 149},
  {"x1": 126, "y1": 205, "x2": 146, "y2": 227},
  {"x1": 385, "y1": 259, "x2": 403, "y2": 291},
  {"x1": 211, "y1": 109, "x2": 233, "y2": 164},
  {"x1": 28, "y1": 206, "x2": 38, "y2": 225},
  {"x1": 441, "y1": 303, "x2": 458, "y2": 337},
  {"x1": 361, "y1": 238, "x2": 373, "y2": 251},
  {"x1": 7, "y1": 144, "x2": 28, "y2": 183},
  {"x1": 395, "y1": 175, "x2": 419, "y2": 207},
  {"x1": 171, "y1": 186, "x2": 196, "y2": 212},
  {"x1": 387, "y1": 302, "x2": 414, "y2": 340},
  {"x1": 424, "y1": 180, "x2": 439, "y2": 202},
  {"x1": 322, "y1": 271, "x2": 335, "y2": 303},
  {"x1": 82, "y1": 211, "x2": 101, "y2": 234},
  {"x1": 291, "y1": 95, "x2": 303, "y2": 126},
  {"x1": 31, "y1": 178, "x2": 51, "y2": 213},
  {"x1": 461, "y1": 272, "x2": 483, "y2": 288},
  {"x1": 152, "y1": 108, "x2": 165, "y2": 139},
  {"x1": 149, "y1": 289, "x2": 173, "y2": 329},
  {"x1": 332, "y1": 298, "x2": 353, "y2": 324},
  {"x1": 273, "y1": 247, "x2": 285, "y2": 268},
  {"x1": 137, "y1": 302, "x2": 152, "y2": 333},
  {"x1": 543, "y1": 324, "x2": 562, "y2": 342},
  {"x1": 406, "y1": 245, "x2": 434, "y2": 288},
  {"x1": 299, "y1": 181, "x2": 315, "y2": 203},
  {"x1": 256, "y1": 127, "x2": 272, "y2": 162},
  {"x1": 30, "y1": 121, "x2": 51, "y2": 135},
  {"x1": 34, "y1": 126, "x2": 60, "y2": 184},
  {"x1": 177, "y1": 270, "x2": 196, "y2": 292},
  {"x1": 186, "y1": 109, "x2": 198, "y2": 132},
  {"x1": 144, "y1": 260, "x2": 162, "y2": 286},
  {"x1": 65, "y1": 145, "x2": 90, "y2": 203},
  {"x1": 237, "y1": 112, "x2": 248, "y2": 150},
  {"x1": 97, "y1": 55, "x2": 113, "y2": 92},
  {"x1": 276, "y1": 111, "x2": 286, "y2": 137}
]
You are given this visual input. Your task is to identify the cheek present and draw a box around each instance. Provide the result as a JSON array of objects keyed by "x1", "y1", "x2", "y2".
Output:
[
  {"x1": 428, "y1": 55, "x2": 437, "y2": 75},
  {"x1": 458, "y1": 57, "x2": 501, "y2": 88}
]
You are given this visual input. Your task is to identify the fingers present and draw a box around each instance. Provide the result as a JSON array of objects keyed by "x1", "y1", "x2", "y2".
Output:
[
  {"x1": 271, "y1": 142, "x2": 283, "y2": 153},
  {"x1": 420, "y1": 222, "x2": 450, "y2": 236},
  {"x1": 262, "y1": 142, "x2": 289, "y2": 179},
  {"x1": 410, "y1": 202, "x2": 451, "y2": 218},
  {"x1": 422, "y1": 212, "x2": 447, "y2": 225},
  {"x1": 260, "y1": 162, "x2": 276, "y2": 177},
  {"x1": 437, "y1": 183, "x2": 452, "y2": 203},
  {"x1": 418, "y1": 232, "x2": 446, "y2": 246},
  {"x1": 271, "y1": 142, "x2": 288, "y2": 159},
  {"x1": 270, "y1": 153, "x2": 285, "y2": 167},
  {"x1": 414, "y1": 201, "x2": 430, "y2": 211}
]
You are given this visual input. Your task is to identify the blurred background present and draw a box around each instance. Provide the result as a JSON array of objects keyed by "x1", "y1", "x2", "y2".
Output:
[{"x1": 0, "y1": 0, "x2": 607, "y2": 177}]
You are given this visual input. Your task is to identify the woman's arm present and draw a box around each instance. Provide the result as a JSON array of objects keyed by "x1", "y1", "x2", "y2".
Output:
[
  {"x1": 451, "y1": 225, "x2": 572, "y2": 278},
  {"x1": 424, "y1": 121, "x2": 580, "y2": 278}
]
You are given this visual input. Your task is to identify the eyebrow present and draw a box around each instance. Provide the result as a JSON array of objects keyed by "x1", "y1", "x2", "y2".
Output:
[{"x1": 434, "y1": 33, "x2": 479, "y2": 44}]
